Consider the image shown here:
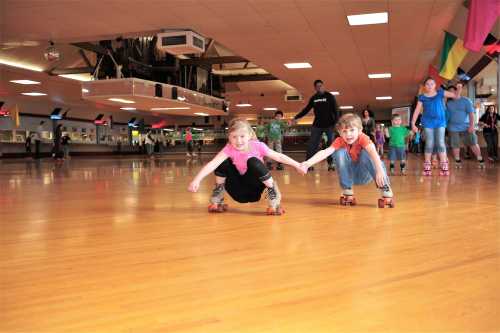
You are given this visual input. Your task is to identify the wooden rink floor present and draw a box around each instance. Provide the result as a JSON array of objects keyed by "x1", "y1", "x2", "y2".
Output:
[{"x1": 1, "y1": 154, "x2": 499, "y2": 333}]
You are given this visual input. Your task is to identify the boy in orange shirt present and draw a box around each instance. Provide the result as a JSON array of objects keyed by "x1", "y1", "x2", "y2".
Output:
[{"x1": 300, "y1": 113, "x2": 394, "y2": 207}]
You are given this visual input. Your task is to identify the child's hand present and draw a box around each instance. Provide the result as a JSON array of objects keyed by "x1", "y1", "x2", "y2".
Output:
[
  {"x1": 188, "y1": 180, "x2": 200, "y2": 192},
  {"x1": 411, "y1": 124, "x2": 418, "y2": 133},
  {"x1": 375, "y1": 171, "x2": 386, "y2": 188},
  {"x1": 299, "y1": 162, "x2": 309, "y2": 174}
]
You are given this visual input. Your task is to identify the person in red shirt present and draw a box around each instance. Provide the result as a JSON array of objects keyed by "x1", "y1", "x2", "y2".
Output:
[{"x1": 300, "y1": 113, "x2": 394, "y2": 207}]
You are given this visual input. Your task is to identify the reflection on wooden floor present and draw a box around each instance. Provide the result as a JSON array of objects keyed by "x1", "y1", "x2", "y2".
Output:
[{"x1": 1, "y1": 154, "x2": 499, "y2": 332}]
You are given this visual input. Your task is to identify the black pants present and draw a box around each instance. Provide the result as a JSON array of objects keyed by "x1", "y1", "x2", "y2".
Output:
[
  {"x1": 307, "y1": 126, "x2": 334, "y2": 165},
  {"x1": 215, "y1": 157, "x2": 271, "y2": 203},
  {"x1": 34, "y1": 140, "x2": 41, "y2": 159},
  {"x1": 483, "y1": 131, "x2": 498, "y2": 159}
]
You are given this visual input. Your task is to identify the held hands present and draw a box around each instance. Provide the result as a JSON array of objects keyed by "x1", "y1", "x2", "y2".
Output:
[
  {"x1": 467, "y1": 126, "x2": 475, "y2": 134},
  {"x1": 187, "y1": 180, "x2": 200, "y2": 192},
  {"x1": 298, "y1": 162, "x2": 310, "y2": 175},
  {"x1": 411, "y1": 124, "x2": 418, "y2": 133}
]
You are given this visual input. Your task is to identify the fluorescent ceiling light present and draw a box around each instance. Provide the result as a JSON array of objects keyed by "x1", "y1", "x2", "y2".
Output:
[
  {"x1": 340, "y1": 106, "x2": 353, "y2": 109},
  {"x1": 0, "y1": 58, "x2": 43, "y2": 72},
  {"x1": 368, "y1": 73, "x2": 391, "y2": 79},
  {"x1": 263, "y1": 107, "x2": 278, "y2": 111},
  {"x1": 376, "y1": 96, "x2": 392, "y2": 100},
  {"x1": 284, "y1": 62, "x2": 312, "y2": 69},
  {"x1": 236, "y1": 103, "x2": 252, "y2": 107},
  {"x1": 151, "y1": 107, "x2": 190, "y2": 111},
  {"x1": 82, "y1": 88, "x2": 89, "y2": 93},
  {"x1": 330, "y1": 91, "x2": 340, "y2": 95},
  {"x1": 194, "y1": 112, "x2": 209, "y2": 116},
  {"x1": 177, "y1": 96, "x2": 187, "y2": 101},
  {"x1": 58, "y1": 74, "x2": 92, "y2": 81},
  {"x1": 21, "y1": 92, "x2": 47, "y2": 96},
  {"x1": 120, "y1": 107, "x2": 136, "y2": 110},
  {"x1": 9, "y1": 80, "x2": 40, "y2": 85},
  {"x1": 347, "y1": 12, "x2": 388, "y2": 26},
  {"x1": 163, "y1": 128, "x2": 174, "y2": 132},
  {"x1": 108, "y1": 98, "x2": 135, "y2": 104}
]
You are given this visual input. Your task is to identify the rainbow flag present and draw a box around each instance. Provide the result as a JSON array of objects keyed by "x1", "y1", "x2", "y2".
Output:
[{"x1": 439, "y1": 32, "x2": 468, "y2": 80}]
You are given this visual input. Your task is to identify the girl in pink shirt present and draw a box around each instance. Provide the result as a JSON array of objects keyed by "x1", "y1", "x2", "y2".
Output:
[{"x1": 188, "y1": 118, "x2": 304, "y2": 215}]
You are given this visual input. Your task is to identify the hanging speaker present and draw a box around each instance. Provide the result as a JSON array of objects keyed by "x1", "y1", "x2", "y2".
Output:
[
  {"x1": 204, "y1": 116, "x2": 209, "y2": 124},
  {"x1": 171, "y1": 87, "x2": 178, "y2": 100},
  {"x1": 155, "y1": 84, "x2": 163, "y2": 97}
]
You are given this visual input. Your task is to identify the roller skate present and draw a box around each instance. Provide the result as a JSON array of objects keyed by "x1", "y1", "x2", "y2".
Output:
[
  {"x1": 422, "y1": 161, "x2": 432, "y2": 176},
  {"x1": 265, "y1": 182, "x2": 284, "y2": 215},
  {"x1": 339, "y1": 188, "x2": 356, "y2": 206},
  {"x1": 400, "y1": 166, "x2": 407, "y2": 176},
  {"x1": 276, "y1": 163, "x2": 284, "y2": 171},
  {"x1": 266, "y1": 162, "x2": 274, "y2": 170},
  {"x1": 478, "y1": 159, "x2": 486, "y2": 169},
  {"x1": 454, "y1": 159, "x2": 462, "y2": 169},
  {"x1": 439, "y1": 160, "x2": 450, "y2": 176},
  {"x1": 390, "y1": 166, "x2": 395, "y2": 176},
  {"x1": 208, "y1": 183, "x2": 228, "y2": 213},
  {"x1": 378, "y1": 184, "x2": 395, "y2": 208},
  {"x1": 327, "y1": 164, "x2": 335, "y2": 171}
]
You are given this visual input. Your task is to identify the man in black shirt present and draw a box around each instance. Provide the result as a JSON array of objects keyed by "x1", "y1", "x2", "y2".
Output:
[{"x1": 294, "y1": 79, "x2": 339, "y2": 170}]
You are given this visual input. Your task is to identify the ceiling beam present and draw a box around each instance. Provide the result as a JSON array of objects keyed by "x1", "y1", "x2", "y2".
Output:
[
  {"x1": 49, "y1": 67, "x2": 94, "y2": 75},
  {"x1": 180, "y1": 56, "x2": 248, "y2": 66},
  {"x1": 222, "y1": 74, "x2": 277, "y2": 82},
  {"x1": 79, "y1": 49, "x2": 92, "y2": 67},
  {"x1": 71, "y1": 42, "x2": 108, "y2": 55}
]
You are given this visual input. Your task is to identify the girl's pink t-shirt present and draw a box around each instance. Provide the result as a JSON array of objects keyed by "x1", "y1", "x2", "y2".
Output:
[
  {"x1": 222, "y1": 140, "x2": 270, "y2": 174},
  {"x1": 185, "y1": 132, "x2": 192, "y2": 142}
]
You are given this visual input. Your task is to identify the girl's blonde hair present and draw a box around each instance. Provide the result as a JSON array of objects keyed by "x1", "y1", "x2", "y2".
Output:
[
  {"x1": 336, "y1": 113, "x2": 363, "y2": 132},
  {"x1": 227, "y1": 118, "x2": 257, "y2": 139}
]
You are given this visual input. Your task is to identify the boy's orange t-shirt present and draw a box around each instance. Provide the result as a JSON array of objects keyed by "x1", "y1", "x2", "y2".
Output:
[{"x1": 331, "y1": 133, "x2": 372, "y2": 161}]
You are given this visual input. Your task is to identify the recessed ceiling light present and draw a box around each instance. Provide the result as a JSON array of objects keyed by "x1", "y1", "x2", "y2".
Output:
[
  {"x1": 108, "y1": 98, "x2": 135, "y2": 104},
  {"x1": 21, "y1": 92, "x2": 47, "y2": 96},
  {"x1": 194, "y1": 112, "x2": 209, "y2": 116},
  {"x1": 330, "y1": 91, "x2": 340, "y2": 95},
  {"x1": 284, "y1": 62, "x2": 312, "y2": 69},
  {"x1": 82, "y1": 88, "x2": 89, "y2": 93},
  {"x1": 340, "y1": 106, "x2": 354, "y2": 110},
  {"x1": 376, "y1": 96, "x2": 392, "y2": 100},
  {"x1": 0, "y1": 58, "x2": 43, "y2": 72},
  {"x1": 347, "y1": 12, "x2": 388, "y2": 26},
  {"x1": 120, "y1": 107, "x2": 136, "y2": 111},
  {"x1": 236, "y1": 103, "x2": 252, "y2": 107},
  {"x1": 151, "y1": 107, "x2": 190, "y2": 111},
  {"x1": 368, "y1": 73, "x2": 391, "y2": 79},
  {"x1": 177, "y1": 96, "x2": 187, "y2": 101},
  {"x1": 58, "y1": 74, "x2": 92, "y2": 81},
  {"x1": 263, "y1": 107, "x2": 278, "y2": 111},
  {"x1": 9, "y1": 80, "x2": 40, "y2": 85}
]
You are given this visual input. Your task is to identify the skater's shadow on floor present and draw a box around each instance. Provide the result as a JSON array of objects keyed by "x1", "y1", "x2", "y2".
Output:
[{"x1": 286, "y1": 197, "x2": 374, "y2": 208}]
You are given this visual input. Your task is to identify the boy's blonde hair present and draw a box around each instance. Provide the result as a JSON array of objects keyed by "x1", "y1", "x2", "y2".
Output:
[
  {"x1": 336, "y1": 113, "x2": 363, "y2": 132},
  {"x1": 228, "y1": 118, "x2": 257, "y2": 139}
]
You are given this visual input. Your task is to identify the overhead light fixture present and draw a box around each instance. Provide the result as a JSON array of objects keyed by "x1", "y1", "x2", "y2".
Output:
[
  {"x1": 9, "y1": 80, "x2": 40, "y2": 85},
  {"x1": 120, "y1": 107, "x2": 136, "y2": 111},
  {"x1": 376, "y1": 96, "x2": 392, "y2": 100},
  {"x1": 194, "y1": 112, "x2": 209, "y2": 116},
  {"x1": 58, "y1": 74, "x2": 92, "y2": 81},
  {"x1": 368, "y1": 73, "x2": 391, "y2": 79},
  {"x1": 284, "y1": 62, "x2": 312, "y2": 69},
  {"x1": 82, "y1": 88, "x2": 89, "y2": 93},
  {"x1": 236, "y1": 103, "x2": 252, "y2": 107},
  {"x1": 340, "y1": 106, "x2": 354, "y2": 109},
  {"x1": 151, "y1": 107, "x2": 190, "y2": 111},
  {"x1": 177, "y1": 96, "x2": 187, "y2": 101},
  {"x1": 330, "y1": 91, "x2": 340, "y2": 95},
  {"x1": 347, "y1": 12, "x2": 388, "y2": 26},
  {"x1": 0, "y1": 58, "x2": 43, "y2": 72},
  {"x1": 21, "y1": 92, "x2": 47, "y2": 96},
  {"x1": 263, "y1": 107, "x2": 278, "y2": 111},
  {"x1": 163, "y1": 128, "x2": 174, "y2": 132},
  {"x1": 108, "y1": 98, "x2": 135, "y2": 104}
]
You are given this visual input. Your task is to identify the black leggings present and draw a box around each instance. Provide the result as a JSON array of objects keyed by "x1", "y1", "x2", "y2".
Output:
[
  {"x1": 483, "y1": 131, "x2": 498, "y2": 159},
  {"x1": 215, "y1": 157, "x2": 271, "y2": 203}
]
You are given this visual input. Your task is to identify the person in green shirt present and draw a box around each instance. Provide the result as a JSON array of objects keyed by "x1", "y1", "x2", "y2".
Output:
[
  {"x1": 266, "y1": 111, "x2": 288, "y2": 170},
  {"x1": 255, "y1": 118, "x2": 267, "y2": 142},
  {"x1": 385, "y1": 115, "x2": 411, "y2": 175}
]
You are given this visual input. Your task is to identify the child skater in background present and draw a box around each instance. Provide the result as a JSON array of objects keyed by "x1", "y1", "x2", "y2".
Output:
[
  {"x1": 411, "y1": 78, "x2": 461, "y2": 176},
  {"x1": 300, "y1": 113, "x2": 394, "y2": 208},
  {"x1": 385, "y1": 114, "x2": 411, "y2": 175},
  {"x1": 188, "y1": 118, "x2": 304, "y2": 215},
  {"x1": 375, "y1": 123, "x2": 385, "y2": 158}
]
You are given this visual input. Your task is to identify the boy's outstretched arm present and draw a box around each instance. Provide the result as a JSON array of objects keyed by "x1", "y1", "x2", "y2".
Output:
[
  {"x1": 302, "y1": 146, "x2": 336, "y2": 169},
  {"x1": 188, "y1": 151, "x2": 228, "y2": 192},
  {"x1": 364, "y1": 144, "x2": 386, "y2": 188}
]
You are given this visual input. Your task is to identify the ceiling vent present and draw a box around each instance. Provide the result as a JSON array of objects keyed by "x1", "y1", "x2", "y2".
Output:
[{"x1": 156, "y1": 30, "x2": 205, "y2": 55}]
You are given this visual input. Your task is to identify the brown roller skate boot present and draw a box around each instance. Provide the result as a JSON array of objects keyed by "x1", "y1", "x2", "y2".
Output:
[{"x1": 265, "y1": 182, "x2": 284, "y2": 215}]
